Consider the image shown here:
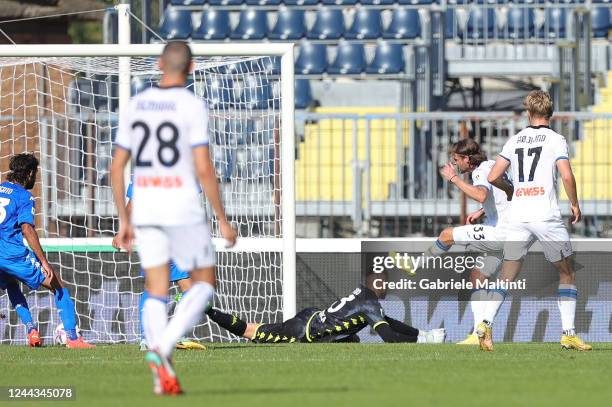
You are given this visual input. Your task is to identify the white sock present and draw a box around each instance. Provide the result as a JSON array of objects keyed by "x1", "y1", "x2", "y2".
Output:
[
  {"x1": 159, "y1": 282, "x2": 214, "y2": 357},
  {"x1": 558, "y1": 284, "x2": 577, "y2": 334},
  {"x1": 142, "y1": 296, "x2": 168, "y2": 350},
  {"x1": 470, "y1": 289, "x2": 488, "y2": 333},
  {"x1": 482, "y1": 289, "x2": 507, "y2": 323}
]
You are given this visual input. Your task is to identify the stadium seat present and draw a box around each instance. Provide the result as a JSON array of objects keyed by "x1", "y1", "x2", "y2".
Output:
[
  {"x1": 295, "y1": 43, "x2": 328, "y2": 75},
  {"x1": 204, "y1": 76, "x2": 235, "y2": 109},
  {"x1": 322, "y1": 0, "x2": 358, "y2": 5},
  {"x1": 540, "y1": 8, "x2": 566, "y2": 39},
  {"x1": 366, "y1": 42, "x2": 405, "y2": 74},
  {"x1": 506, "y1": 7, "x2": 535, "y2": 39},
  {"x1": 345, "y1": 8, "x2": 383, "y2": 40},
  {"x1": 158, "y1": 9, "x2": 193, "y2": 40},
  {"x1": 328, "y1": 43, "x2": 366, "y2": 75},
  {"x1": 170, "y1": 0, "x2": 205, "y2": 4},
  {"x1": 209, "y1": 0, "x2": 243, "y2": 5},
  {"x1": 260, "y1": 56, "x2": 281, "y2": 75},
  {"x1": 231, "y1": 9, "x2": 268, "y2": 40},
  {"x1": 269, "y1": 9, "x2": 306, "y2": 40},
  {"x1": 444, "y1": 8, "x2": 458, "y2": 38},
  {"x1": 360, "y1": 0, "x2": 394, "y2": 5},
  {"x1": 193, "y1": 10, "x2": 230, "y2": 40},
  {"x1": 383, "y1": 8, "x2": 421, "y2": 39},
  {"x1": 241, "y1": 76, "x2": 273, "y2": 109},
  {"x1": 398, "y1": 0, "x2": 433, "y2": 4},
  {"x1": 464, "y1": 7, "x2": 495, "y2": 39},
  {"x1": 295, "y1": 79, "x2": 312, "y2": 109},
  {"x1": 591, "y1": 7, "x2": 611, "y2": 38},
  {"x1": 283, "y1": 0, "x2": 318, "y2": 4},
  {"x1": 246, "y1": 0, "x2": 281, "y2": 5},
  {"x1": 308, "y1": 9, "x2": 345, "y2": 40}
]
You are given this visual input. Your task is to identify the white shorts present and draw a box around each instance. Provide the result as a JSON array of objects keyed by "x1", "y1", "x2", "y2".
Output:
[
  {"x1": 502, "y1": 220, "x2": 572, "y2": 263},
  {"x1": 135, "y1": 223, "x2": 215, "y2": 271},
  {"x1": 451, "y1": 224, "x2": 504, "y2": 277}
]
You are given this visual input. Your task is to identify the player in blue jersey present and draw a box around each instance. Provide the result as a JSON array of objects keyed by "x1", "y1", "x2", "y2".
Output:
[
  {"x1": 112, "y1": 180, "x2": 205, "y2": 351},
  {"x1": 0, "y1": 153, "x2": 94, "y2": 348}
]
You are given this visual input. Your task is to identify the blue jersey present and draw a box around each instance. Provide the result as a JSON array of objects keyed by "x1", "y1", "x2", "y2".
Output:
[{"x1": 0, "y1": 182, "x2": 35, "y2": 259}]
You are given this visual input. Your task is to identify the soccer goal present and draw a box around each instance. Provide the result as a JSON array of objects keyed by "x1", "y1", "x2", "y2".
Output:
[{"x1": 0, "y1": 42, "x2": 295, "y2": 344}]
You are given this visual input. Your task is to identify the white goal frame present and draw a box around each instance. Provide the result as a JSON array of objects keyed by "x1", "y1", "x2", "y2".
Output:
[{"x1": 0, "y1": 20, "x2": 297, "y2": 320}]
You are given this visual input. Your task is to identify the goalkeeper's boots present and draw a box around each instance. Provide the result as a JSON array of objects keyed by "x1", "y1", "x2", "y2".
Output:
[
  {"x1": 476, "y1": 321, "x2": 493, "y2": 352},
  {"x1": 66, "y1": 336, "x2": 96, "y2": 349},
  {"x1": 145, "y1": 349, "x2": 183, "y2": 396},
  {"x1": 28, "y1": 328, "x2": 42, "y2": 347},
  {"x1": 456, "y1": 333, "x2": 479, "y2": 346},
  {"x1": 560, "y1": 334, "x2": 592, "y2": 351},
  {"x1": 176, "y1": 339, "x2": 206, "y2": 350}
]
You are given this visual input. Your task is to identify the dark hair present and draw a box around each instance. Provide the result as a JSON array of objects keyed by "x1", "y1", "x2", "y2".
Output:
[
  {"x1": 7, "y1": 153, "x2": 39, "y2": 188},
  {"x1": 451, "y1": 139, "x2": 487, "y2": 167},
  {"x1": 161, "y1": 41, "x2": 193, "y2": 75}
]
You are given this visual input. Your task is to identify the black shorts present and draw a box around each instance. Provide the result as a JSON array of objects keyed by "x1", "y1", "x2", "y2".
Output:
[{"x1": 251, "y1": 307, "x2": 319, "y2": 344}]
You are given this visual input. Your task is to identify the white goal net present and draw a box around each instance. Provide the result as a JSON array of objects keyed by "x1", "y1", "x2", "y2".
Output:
[{"x1": 0, "y1": 45, "x2": 295, "y2": 345}]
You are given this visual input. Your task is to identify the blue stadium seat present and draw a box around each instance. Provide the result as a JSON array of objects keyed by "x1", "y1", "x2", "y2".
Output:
[
  {"x1": 445, "y1": 8, "x2": 458, "y2": 38},
  {"x1": 366, "y1": 42, "x2": 405, "y2": 74},
  {"x1": 308, "y1": 9, "x2": 345, "y2": 40},
  {"x1": 231, "y1": 9, "x2": 268, "y2": 40},
  {"x1": 399, "y1": 0, "x2": 433, "y2": 4},
  {"x1": 260, "y1": 57, "x2": 281, "y2": 75},
  {"x1": 269, "y1": 9, "x2": 306, "y2": 40},
  {"x1": 170, "y1": 0, "x2": 205, "y2": 5},
  {"x1": 158, "y1": 9, "x2": 193, "y2": 40},
  {"x1": 246, "y1": 0, "x2": 281, "y2": 5},
  {"x1": 193, "y1": 10, "x2": 230, "y2": 40},
  {"x1": 506, "y1": 7, "x2": 535, "y2": 39},
  {"x1": 295, "y1": 43, "x2": 328, "y2": 75},
  {"x1": 131, "y1": 76, "x2": 156, "y2": 95},
  {"x1": 241, "y1": 76, "x2": 273, "y2": 109},
  {"x1": 360, "y1": 0, "x2": 394, "y2": 4},
  {"x1": 591, "y1": 7, "x2": 611, "y2": 38},
  {"x1": 322, "y1": 0, "x2": 358, "y2": 4},
  {"x1": 328, "y1": 43, "x2": 366, "y2": 75},
  {"x1": 464, "y1": 8, "x2": 495, "y2": 39},
  {"x1": 204, "y1": 76, "x2": 235, "y2": 109},
  {"x1": 295, "y1": 79, "x2": 312, "y2": 109},
  {"x1": 345, "y1": 8, "x2": 383, "y2": 40},
  {"x1": 209, "y1": 0, "x2": 243, "y2": 5},
  {"x1": 283, "y1": 0, "x2": 318, "y2": 4},
  {"x1": 383, "y1": 8, "x2": 421, "y2": 39},
  {"x1": 539, "y1": 8, "x2": 566, "y2": 39}
]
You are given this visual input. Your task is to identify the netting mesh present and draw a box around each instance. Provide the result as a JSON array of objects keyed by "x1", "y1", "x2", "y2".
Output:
[{"x1": 0, "y1": 55, "x2": 284, "y2": 344}]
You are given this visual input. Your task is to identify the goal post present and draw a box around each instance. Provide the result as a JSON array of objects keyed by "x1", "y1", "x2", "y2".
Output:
[{"x1": 0, "y1": 43, "x2": 296, "y2": 344}]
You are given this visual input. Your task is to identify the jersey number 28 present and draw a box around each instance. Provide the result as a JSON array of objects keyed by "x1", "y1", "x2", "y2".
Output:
[{"x1": 133, "y1": 121, "x2": 180, "y2": 167}]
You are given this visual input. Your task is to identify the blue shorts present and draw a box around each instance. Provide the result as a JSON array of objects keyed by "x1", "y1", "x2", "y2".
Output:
[
  {"x1": 0, "y1": 251, "x2": 45, "y2": 290},
  {"x1": 139, "y1": 261, "x2": 189, "y2": 282}
]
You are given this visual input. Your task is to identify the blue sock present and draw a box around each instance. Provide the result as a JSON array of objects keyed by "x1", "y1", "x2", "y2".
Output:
[
  {"x1": 7, "y1": 284, "x2": 35, "y2": 333},
  {"x1": 54, "y1": 288, "x2": 78, "y2": 340},
  {"x1": 139, "y1": 291, "x2": 149, "y2": 340}
]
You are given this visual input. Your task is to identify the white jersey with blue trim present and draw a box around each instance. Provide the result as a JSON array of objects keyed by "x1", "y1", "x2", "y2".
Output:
[
  {"x1": 114, "y1": 86, "x2": 209, "y2": 226},
  {"x1": 471, "y1": 160, "x2": 511, "y2": 226},
  {"x1": 499, "y1": 125, "x2": 569, "y2": 223}
]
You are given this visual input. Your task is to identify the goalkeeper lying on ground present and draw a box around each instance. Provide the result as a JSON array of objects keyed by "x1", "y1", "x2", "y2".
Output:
[{"x1": 207, "y1": 273, "x2": 445, "y2": 344}]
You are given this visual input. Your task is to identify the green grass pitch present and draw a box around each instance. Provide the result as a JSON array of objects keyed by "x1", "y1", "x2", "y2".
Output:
[{"x1": 1, "y1": 343, "x2": 612, "y2": 407}]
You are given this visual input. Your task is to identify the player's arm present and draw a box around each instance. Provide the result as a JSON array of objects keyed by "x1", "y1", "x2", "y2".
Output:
[
  {"x1": 466, "y1": 208, "x2": 485, "y2": 224},
  {"x1": 110, "y1": 147, "x2": 134, "y2": 251},
  {"x1": 112, "y1": 200, "x2": 132, "y2": 250},
  {"x1": 374, "y1": 322, "x2": 418, "y2": 343},
  {"x1": 440, "y1": 163, "x2": 488, "y2": 203},
  {"x1": 384, "y1": 316, "x2": 420, "y2": 337},
  {"x1": 21, "y1": 223, "x2": 54, "y2": 279},
  {"x1": 487, "y1": 157, "x2": 511, "y2": 191},
  {"x1": 557, "y1": 159, "x2": 581, "y2": 224}
]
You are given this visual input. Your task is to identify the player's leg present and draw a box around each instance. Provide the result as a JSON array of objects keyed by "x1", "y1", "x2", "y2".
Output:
[
  {"x1": 171, "y1": 269, "x2": 207, "y2": 350},
  {"x1": 1, "y1": 276, "x2": 40, "y2": 347},
  {"x1": 424, "y1": 227, "x2": 455, "y2": 257},
  {"x1": 206, "y1": 307, "x2": 251, "y2": 338},
  {"x1": 457, "y1": 268, "x2": 487, "y2": 345},
  {"x1": 535, "y1": 221, "x2": 591, "y2": 350}
]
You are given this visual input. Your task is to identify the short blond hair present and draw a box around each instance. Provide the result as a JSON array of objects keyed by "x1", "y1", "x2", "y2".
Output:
[{"x1": 524, "y1": 90, "x2": 553, "y2": 119}]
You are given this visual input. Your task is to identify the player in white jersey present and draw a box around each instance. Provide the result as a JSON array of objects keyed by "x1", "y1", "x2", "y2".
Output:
[
  {"x1": 111, "y1": 41, "x2": 237, "y2": 395},
  {"x1": 478, "y1": 90, "x2": 591, "y2": 351},
  {"x1": 424, "y1": 139, "x2": 513, "y2": 345}
]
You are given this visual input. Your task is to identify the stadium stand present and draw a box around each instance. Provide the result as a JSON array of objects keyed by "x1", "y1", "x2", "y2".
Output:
[
  {"x1": 328, "y1": 42, "x2": 366, "y2": 75},
  {"x1": 345, "y1": 8, "x2": 383, "y2": 40},
  {"x1": 383, "y1": 8, "x2": 421, "y2": 39},
  {"x1": 366, "y1": 42, "x2": 405, "y2": 74},
  {"x1": 308, "y1": 8, "x2": 345, "y2": 40},
  {"x1": 591, "y1": 7, "x2": 611, "y2": 38},
  {"x1": 506, "y1": 7, "x2": 535, "y2": 39},
  {"x1": 295, "y1": 79, "x2": 313, "y2": 109},
  {"x1": 231, "y1": 9, "x2": 268, "y2": 40},
  {"x1": 158, "y1": 8, "x2": 192, "y2": 40},
  {"x1": 193, "y1": 10, "x2": 230, "y2": 40},
  {"x1": 295, "y1": 42, "x2": 328, "y2": 75},
  {"x1": 269, "y1": 8, "x2": 306, "y2": 40}
]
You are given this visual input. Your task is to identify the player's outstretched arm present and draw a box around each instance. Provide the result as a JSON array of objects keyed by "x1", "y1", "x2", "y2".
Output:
[
  {"x1": 487, "y1": 157, "x2": 511, "y2": 188},
  {"x1": 374, "y1": 322, "x2": 418, "y2": 343},
  {"x1": 440, "y1": 163, "x2": 488, "y2": 203},
  {"x1": 557, "y1": 159, "x2": 581, "y2": 224},
  {"x1": 193, "y1": 146, "x2": 237, "y2": 246},
  {"x1": 21, "y1": 223, "x2": 54, "y2": 280},
  {"x1": 110, "y1": 148, "x2": 134, "y2": 251}
]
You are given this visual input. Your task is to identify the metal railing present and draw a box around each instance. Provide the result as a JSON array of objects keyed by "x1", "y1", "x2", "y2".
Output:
[{"x1": 295, "y1": 111, "x2": 612, "y2": 238}]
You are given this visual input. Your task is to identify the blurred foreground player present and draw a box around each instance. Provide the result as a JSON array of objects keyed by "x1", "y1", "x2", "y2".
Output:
[
  {"x1": 112, "y1": 41, "x2": 237, "y2": 395},
  {"x1": 208, "y1": 273, "x2": 445, "y2": 344},
  {"x1": 482, "y1": 90, "x2": 591, "y2": 351},
  {"x1": 0, "y1": 153, "x2": 94, "y2": 348}
]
